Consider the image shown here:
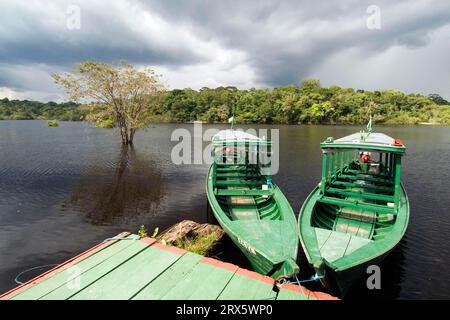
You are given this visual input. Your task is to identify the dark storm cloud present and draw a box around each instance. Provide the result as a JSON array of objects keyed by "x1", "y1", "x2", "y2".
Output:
[
  {"x1": 141, "y1": 0, "x2": 450, "y2": 86},
  {"x1": 0, "y1": 1, "x2": 203, "y2": 68}
]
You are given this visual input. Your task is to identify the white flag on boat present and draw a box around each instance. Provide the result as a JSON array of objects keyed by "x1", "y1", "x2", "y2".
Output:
[{"x1": 228, "y1": 116, "x2": 234, "y2": 124}]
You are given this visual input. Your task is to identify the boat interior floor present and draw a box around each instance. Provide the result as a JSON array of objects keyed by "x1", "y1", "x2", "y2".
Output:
[
  {"x1": 214, "y1": 163, "x2": 281, "y2": 221},
  {"x1": 311, "y1": 167, "x2": 399, "y2": 261},
  {"x1": 314, "y1": 227, "x2": 372, "y2": 263}
]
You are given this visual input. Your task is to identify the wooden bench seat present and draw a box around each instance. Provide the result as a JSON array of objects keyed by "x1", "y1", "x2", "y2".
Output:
[
  {"x1": 215, "y1": 180, "x2": 263, "y2": 187},
  {"x1": 325, "y1": 187, "x2": 394, "y2": 202},
  {"x1": 215, "y1": 189, "x2": 273, "y2": 196},
  {"x1": 330, "y1": 180, "x2": 393, "y2": 193},
  {"x1": 318, "y1": 196, "x2": 395, "y2": 214}
]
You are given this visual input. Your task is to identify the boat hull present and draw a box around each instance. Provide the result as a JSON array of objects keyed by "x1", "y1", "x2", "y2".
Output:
[
  {"x1": 298, "y1": 184, "x2": 409, "y2": 297},
  {"x1": 314, "y1": 247, "x2": 394, "y2": 296},
  {"x1": 206, "y1": 165, "x2": 299, "y2": 279}
]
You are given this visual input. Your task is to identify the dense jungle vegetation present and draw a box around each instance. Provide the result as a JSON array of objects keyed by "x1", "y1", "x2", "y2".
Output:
[{"x1": 2, "y1": 80, "x2": 450, "y2": 125}]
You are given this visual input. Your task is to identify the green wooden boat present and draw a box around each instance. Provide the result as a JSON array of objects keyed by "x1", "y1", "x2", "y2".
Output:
[
  {"x1": 206, "y1": 129, "x2": 299, "y2": 280},
  {"x1": 298, "y1": 125, "x2": 409, "y2": 296}
]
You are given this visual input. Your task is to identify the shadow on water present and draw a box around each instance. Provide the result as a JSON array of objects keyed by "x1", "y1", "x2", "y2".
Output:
[
  {"x1": 64, "y1": 146, "x2": 165, "y2": 225},
  {"x1": 345, "y1": 240, "x2": 406, "y2": 300}
]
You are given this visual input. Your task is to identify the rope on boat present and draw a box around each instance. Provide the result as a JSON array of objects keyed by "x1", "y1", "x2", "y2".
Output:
[
  {"x1": 283, "y1": 274, "x2": 324, "y2": 298},
  {"x1": 14, "y1": 264, "x2": 59, "y2": 285},
  {"x1": 284, "y1": 273, "x2": 323, "y2": 286},
  {"x1": 296, "y1": 273, "x2": 324, "y2": 283}
]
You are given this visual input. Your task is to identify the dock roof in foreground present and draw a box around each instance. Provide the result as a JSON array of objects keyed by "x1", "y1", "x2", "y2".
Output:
[{"x1": 0, "y1": 232, "x2": 336, "y2": 300}]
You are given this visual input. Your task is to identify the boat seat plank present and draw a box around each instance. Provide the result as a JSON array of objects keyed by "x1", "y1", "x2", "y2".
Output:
[
  {"x1": 12, "y1": 236, "x2": 141, "y2": 300},
  {"x1": 69, "y1": 244, "x2": 184, "y2": 300},
  {"x1": 339, "y1": 208, "x2": 376, "y2": 223},
  {"x1": 228, "y1": 197, "x2": 260, "y2": 220},
  {"x1": 330, "y1": 181, "x2": 393, "y2": 193},
  {"x1": 334, "y1": 217, "x2": 374, "y2": 239},
  {"x1": 216, "y1": 167, "x2": 248, "y2": 172},
  {"x1": 215, "y1": 180, "x2": 262, "y2": 187},
  {"x1": 345, "y1": 169, "x2": 390, "y2": 179},
  {"x1": 326, "y1": 187, "x2": 394, "y2": 202},
  {"x1": 318, "y1": 196, "x2": 395, "y2": 214},
  {"x1": 215, "y1": 163, "x2": 247, "y2": 167},
  {"x1": 338, "y1": 174, "x2": 393, "y2": 185},
  {"x1": 132, "y1": 253, "x2": 203, "y2": 300},
  {"x1": 216, "y1": 173, "x2": 261, "y2": 178},
  {"x1": 40, "y1": 241, "x2": 151, "y2": 300},
  {"x1": 215, "y1": 189, "x2": 273, "y2": 196}
]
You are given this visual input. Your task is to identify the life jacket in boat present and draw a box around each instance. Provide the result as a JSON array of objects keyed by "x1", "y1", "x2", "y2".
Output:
[{"x1": 360, "y1": 153, "x2": 370, "y2": 163}]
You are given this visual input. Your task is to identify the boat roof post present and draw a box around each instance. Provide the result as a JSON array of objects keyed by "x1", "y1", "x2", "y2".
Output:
[{"x1": 393, "y1": 154, "x2": 402, "y2": 211}]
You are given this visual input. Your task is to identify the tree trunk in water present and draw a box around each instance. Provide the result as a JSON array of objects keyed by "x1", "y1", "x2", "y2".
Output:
[
  {"x1": 117, "y1": 117, "x2": 136, "y2": 145},
  {"x1": 129, "y1": 128, "x2": 136, "y2": 145},
  {"x1": 118, "y1": 118, "x2": 129, "y2": 145}
]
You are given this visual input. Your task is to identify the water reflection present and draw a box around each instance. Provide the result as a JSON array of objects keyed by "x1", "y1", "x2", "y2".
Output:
[
  {"x1": 2, "y1": 122, "x2": 450, "y2": 298},
  {"x1": 66, "y1": 146, "x2": 165, "y2": 225}
]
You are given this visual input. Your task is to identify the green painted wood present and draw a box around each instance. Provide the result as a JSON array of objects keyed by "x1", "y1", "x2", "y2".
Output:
[
  {"x1": 215, "y1": 180, "x2": 262, "y2": 187},
  {"x1": 321, "y1": 153, "x2": 327, "y2": 194},
  {"x1": 215, "y1": 189, "x2": 273, "y2": 196},
  {"x1": 216, "y1": 173, "x2": 260, "y2": 178},
  {"x1": 39, "y1": 241, "x2": 150, "y2": 300},
  {"x1": 216, "y1": 167, "x2": 247, "y2": 172},
  {"x1": 276, "y1": 288, "x2": 309, "y2": 300},
  {"x1": 393, "y1": 155, "x2": 402, "y2": 210},
  {"x1": 207, "y1": 130, "x2": 299, "y2": 278},
  {"x1": 344, "y1": 237, "x2": 372, "y2": 256},
  {"x1": 12, "y1": 237, "x2": 140, "y2": 300},
  {"x1": 315, "y1": 228, "x2": 332, "y2": 250},
  {"x1": 70, "y1": 245, "x2": 184, "y2": 300},
  {"x1": 132, "y1": 253, "x2": 203, "y2": 300},
  {"x1": 345, "y1": 169, "x2": 390, "y2": 179},
  {"x1": 228, "y1": 203, "x2": 259, "y2": 220},
  {"x1": 161, "y1": 262, "x2": 238, "y2": 300},
  {"x1": 318, "y1": 230, "x2": 351, "y2": 262},
  {"x1": 319, "y1": 196, "x2": 395, "y2": 214},
  {"x1": 217, "y1": 273, "x2": 276, "y2": 300},
  {"x1": 331, "y1": 180, "x2": 393, "y2": 193},
  {"x1": 326, "y1": 187, "x2": 394, "y2": 202},
  {"x1": 299, "y1": 129, "x2": 409, "y2": 296},
  {"x1": 334, "y1": 217, "x2": 374, "y2": 239},
  {"x1": 5, "y1": 234, "x2": 332, "y2": 300},
  {"x1": 338, "y1": 174, "x2": 393, "y2": 185}
]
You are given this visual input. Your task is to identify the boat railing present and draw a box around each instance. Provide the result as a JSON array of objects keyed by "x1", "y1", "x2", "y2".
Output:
[{"x1": 319, "y1": 148, "x2": 402, "y2": 215}]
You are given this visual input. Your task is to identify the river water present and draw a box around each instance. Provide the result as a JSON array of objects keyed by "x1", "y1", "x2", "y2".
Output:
[{"x1": 0, "y1": 120, "x2": 449, "y2": 299}]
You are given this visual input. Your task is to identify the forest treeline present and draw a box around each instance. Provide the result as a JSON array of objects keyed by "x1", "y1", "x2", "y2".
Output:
[{"x1": 2, "y1": 80, "x2": 450, "y2": 125}]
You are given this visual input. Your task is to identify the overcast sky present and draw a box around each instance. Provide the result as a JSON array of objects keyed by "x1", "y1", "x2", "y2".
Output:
[{"x1": 1, "y1": 0, "x2": 449, "y2": 101}]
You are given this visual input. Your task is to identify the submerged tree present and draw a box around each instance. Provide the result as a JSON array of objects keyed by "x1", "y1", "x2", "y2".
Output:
[{"x1": 53, "y1": 61, "x2": 164, "y2": 145}]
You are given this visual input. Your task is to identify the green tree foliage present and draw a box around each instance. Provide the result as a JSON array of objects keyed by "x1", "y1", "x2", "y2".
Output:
[
  {"x1": 53, "y1": 61, "x2": 165, "y2": 145},
  {"x1": 2, "y1": 79, "x2": 450, "y2": 125},
  {"x1": 0, "y1": 98, "x2": 85, "y2": 121},
  {"x1": 428, "y1": 94, "x2": 449, "y2": 105}
]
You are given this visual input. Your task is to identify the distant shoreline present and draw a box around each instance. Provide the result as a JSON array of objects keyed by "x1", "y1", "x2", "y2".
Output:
[{"x1": 0, "y1": 119, "x2": 446, "y2": 127}]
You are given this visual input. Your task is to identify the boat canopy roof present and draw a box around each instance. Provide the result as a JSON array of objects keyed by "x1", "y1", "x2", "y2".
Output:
[
  {"x1": 212, "y1": 129, "x2": 271, "y2": 146},
  {"x1": 321, "y1": 132, "x2": 405, "y2": 153}
]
